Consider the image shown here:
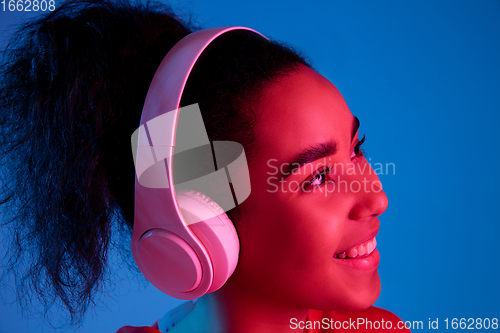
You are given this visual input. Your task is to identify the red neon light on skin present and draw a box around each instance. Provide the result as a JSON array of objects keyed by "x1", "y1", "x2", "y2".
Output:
[{"x1": 163, "y1": 66, "x2": 392, "y2": 333}]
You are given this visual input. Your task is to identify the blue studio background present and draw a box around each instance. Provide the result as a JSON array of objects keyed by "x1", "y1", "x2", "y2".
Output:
[{"x1": 1, "y1": 0, "x2": 499, "y2": 332}]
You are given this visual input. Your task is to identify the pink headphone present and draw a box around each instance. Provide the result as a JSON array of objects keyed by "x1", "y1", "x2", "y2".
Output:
[{"x1": 131, "y1": 27, "x2": 265, "y2": 299}]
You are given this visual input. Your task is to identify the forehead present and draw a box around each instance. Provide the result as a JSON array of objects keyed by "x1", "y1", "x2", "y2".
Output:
[{"x1": 252, "y1": 67, "x2": 354, "y2": 162}]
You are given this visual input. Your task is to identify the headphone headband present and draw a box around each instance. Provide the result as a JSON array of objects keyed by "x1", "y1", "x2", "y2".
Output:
[{"x1": 141, "y1": 27, "x2": 265, "y2": 125}]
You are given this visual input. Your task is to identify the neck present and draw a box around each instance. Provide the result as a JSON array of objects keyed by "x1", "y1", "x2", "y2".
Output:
[{"x1": 179, "y1": 282, "x2": 309, "y2": 333}]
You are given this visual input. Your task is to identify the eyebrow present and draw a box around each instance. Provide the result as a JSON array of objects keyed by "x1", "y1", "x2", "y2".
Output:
[{"x1": 279, "y1": 116, "x2": 360, "y2": 180}]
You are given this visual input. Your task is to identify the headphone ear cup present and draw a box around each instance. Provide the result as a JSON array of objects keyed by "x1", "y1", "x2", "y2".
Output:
[
  {"x1": 136, "y1": 227, "x2": 204, "y2": 296},
  {"x1": 176, "y1": 190, "x2": 240, "y2": 293}
]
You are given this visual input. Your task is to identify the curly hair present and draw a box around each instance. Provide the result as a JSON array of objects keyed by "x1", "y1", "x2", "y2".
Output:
[{"x1": 0, "y1": 0, "x2": 309, "y2": 326}]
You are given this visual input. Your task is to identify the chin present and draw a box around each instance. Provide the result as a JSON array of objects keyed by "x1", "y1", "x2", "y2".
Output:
[
  {"x1": 319, "y1": 272, "x2": 381, "y2": 312},
  {"x1": 345, "y1": 274, "x2": 382, "y2": 312}
]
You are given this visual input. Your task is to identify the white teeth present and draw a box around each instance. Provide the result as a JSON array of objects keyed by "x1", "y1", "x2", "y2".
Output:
[
  {"x1": 366, "y1": 240, "x2": 374, "y2": 254},
  {"x1": 358, "y1": 244, "x2": 366, "y2": 256},
  {"x1": 335, "y1": 237, "x2": 376, "y2": 259},
  {"x1": 346, "y1": 248, "x2": 358, "y2": 258}
]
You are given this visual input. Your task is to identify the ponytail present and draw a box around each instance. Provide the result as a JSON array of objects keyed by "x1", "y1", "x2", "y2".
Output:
[{"x1": 0, "y1": 0, "x2": 194, "y2": 324}]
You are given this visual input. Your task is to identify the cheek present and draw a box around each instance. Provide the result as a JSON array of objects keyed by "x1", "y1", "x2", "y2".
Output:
[{"x1": 235, "y1": 191, "x2": 346, "y2": 290}]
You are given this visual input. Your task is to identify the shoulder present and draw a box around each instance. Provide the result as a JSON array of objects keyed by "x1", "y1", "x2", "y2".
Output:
[
  {"x1": 116, "y1": 301, "x2": 195, "y2": 333},
  {"x1": 307, "y1": 306, "x2": 411, "y2": 332},
  {"x1": 360, "y1": 306, "x2": 407, "y2": 324},
  {"x1": 116, "y1": 321, "x2": 160, "y2": 333}
]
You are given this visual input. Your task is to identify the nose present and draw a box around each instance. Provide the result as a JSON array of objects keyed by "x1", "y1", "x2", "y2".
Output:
[{"x1": 347, "y1": 169, "x2": 389, "y2": 221}]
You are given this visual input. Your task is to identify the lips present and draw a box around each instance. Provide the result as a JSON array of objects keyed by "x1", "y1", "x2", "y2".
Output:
[{"x1": 335, "y1": 237, "x2": 377, "y2": 259}]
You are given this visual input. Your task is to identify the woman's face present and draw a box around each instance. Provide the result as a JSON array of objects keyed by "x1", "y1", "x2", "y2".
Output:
[{"x1": 231, "y1": 66, "x2": 388, "y2": 311}]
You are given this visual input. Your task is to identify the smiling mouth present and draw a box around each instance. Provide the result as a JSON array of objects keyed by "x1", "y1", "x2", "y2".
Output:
[{"x1": 335, "y1": 237, "x2": 377, "y2": 259}]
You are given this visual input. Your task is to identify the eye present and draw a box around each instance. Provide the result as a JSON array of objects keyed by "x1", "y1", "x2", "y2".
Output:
[
  {"x1": 351, "y1": 135, "x2": 366, "y2": 159},
  {"x1": 302, "y1": 166, "x2": 333, "y2": 190}
]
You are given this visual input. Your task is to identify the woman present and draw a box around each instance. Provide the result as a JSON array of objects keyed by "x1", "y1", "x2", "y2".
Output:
[{"x1": 0, "y1": 0, "x2": 409, "y2": 332}]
